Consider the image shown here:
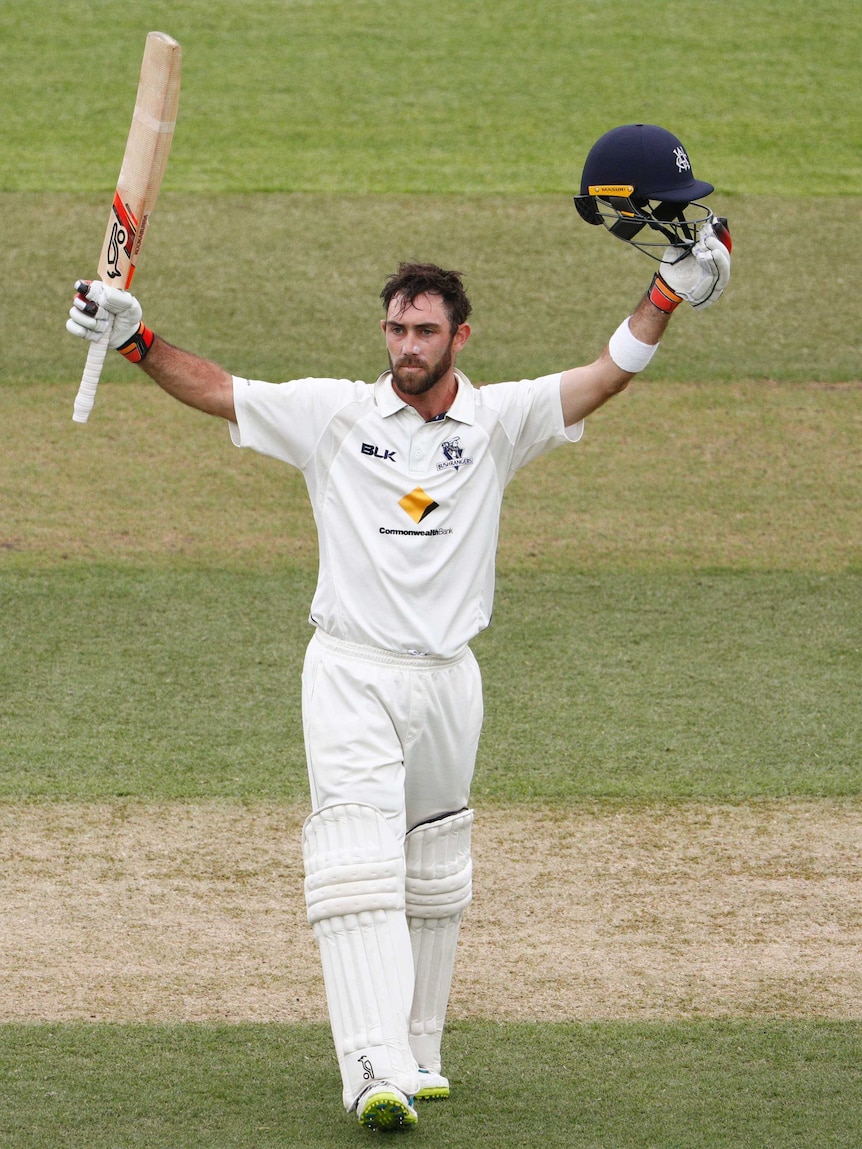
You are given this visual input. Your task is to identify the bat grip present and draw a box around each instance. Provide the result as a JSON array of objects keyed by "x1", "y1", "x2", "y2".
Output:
[{"x1": 72, "y1": 318, "x2": 114, "y2": 423}]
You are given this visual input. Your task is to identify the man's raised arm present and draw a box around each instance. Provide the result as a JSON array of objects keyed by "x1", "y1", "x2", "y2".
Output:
[
  {"x1": 559, "y1": 293, "x2": 671, "y2": 426},
  {"x1": 559, "y1": 216, "x2": 731, "y2": 427},
  {"x1": 67, "y1": 280, "x2": 236, "y2": 422}
]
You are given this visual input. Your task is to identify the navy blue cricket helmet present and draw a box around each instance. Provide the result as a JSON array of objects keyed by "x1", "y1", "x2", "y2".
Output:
[{"x1": 573, "y1": 124, "x2": 715, "y2": 255}]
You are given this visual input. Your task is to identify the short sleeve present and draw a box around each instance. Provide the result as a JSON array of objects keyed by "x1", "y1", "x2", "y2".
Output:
[{"x1": 228, "y1": 376, "x2": 368, "y2": 468}]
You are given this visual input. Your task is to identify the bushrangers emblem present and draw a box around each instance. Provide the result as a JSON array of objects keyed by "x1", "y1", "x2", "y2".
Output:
[{"x1": 437, "y1": 436, "x2": 473, "y2": 473}]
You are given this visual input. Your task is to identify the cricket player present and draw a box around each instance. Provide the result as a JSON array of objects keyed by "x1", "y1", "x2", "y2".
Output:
[{"x1": 66, "y1": 132, "x2": 730, "y2": 1131}]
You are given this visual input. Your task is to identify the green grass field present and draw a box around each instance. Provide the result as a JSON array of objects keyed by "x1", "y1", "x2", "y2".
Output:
[
  {"x1": 2, "y1": 1021, "x2": 859, "y2": 1148},
  {"x1": 1, "y1": 0, "x2": 860, "y2": 1144},
  {"x1": 2, "y1": 0, "x2": 859, "y2": 196}
]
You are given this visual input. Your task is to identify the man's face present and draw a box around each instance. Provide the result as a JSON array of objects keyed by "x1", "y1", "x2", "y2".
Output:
[{"x1": 382, "y1": 293, "x2": 468, "y2": 397}]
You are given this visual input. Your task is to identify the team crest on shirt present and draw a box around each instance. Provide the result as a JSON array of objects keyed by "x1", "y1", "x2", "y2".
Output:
[{"x1": 437, "y1": 436, "x2": 473, "y2": 472}]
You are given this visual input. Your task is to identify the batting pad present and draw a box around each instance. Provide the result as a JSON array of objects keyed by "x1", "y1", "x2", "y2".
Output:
[
  {"x1": 302, "y1": 803, "x2": 419, "y2": 1110},
  {"x1": 405, "y1": 808, "x2": 474, "y2": 1072}
]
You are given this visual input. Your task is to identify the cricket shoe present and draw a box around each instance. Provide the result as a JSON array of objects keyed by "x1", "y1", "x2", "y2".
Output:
[
  {"x1": 354, "y1": 1082, "x2": 419, "y2": 1132},
  {"x1": 414, "y1": 1068, "x2": 450, "y2": 1101}
]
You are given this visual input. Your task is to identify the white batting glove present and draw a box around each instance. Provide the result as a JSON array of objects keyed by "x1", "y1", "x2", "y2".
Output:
[
  {"x1": 66, "y1": 280, "x2": 144, "y2": 348},
  {"x1": 657, "y1": 217, "x2": 732, "y2": 310}
]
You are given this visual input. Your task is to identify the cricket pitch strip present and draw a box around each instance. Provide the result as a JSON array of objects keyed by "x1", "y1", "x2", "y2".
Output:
[{"x1": 1, "y1": 800, "x2": 859, "y2": 1022}]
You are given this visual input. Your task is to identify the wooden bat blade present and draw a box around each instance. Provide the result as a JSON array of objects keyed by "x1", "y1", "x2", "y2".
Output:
[
  {"x1": 73, "y1": 31, "x2": 181, "y2": 424},
  {"x1": 97, "y1": 31, "x2": 182, "y2": 291}
]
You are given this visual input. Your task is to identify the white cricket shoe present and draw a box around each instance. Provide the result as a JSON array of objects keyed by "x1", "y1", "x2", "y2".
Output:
[
  {"x1": 354, "y1": 1081, "x2": 419, "y2": 1132},
  {"x1": 414, "y1": 1068, "x2": 450, "y2": 1101}
]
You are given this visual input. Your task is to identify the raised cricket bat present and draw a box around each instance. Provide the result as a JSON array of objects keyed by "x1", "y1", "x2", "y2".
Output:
[{"x1": 72, "y1": 31, "x2": 182, "y2": 424}]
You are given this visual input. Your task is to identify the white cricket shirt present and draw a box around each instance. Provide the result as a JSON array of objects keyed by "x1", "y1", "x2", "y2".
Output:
[{"x1": 229, "y1": 369, "x2": 583, "y2": 657}]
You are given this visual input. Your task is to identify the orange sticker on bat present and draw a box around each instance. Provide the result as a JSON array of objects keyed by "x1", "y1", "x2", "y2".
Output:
[{"x1": 104, "y1": 192, "x2": 139, "y2": 281}]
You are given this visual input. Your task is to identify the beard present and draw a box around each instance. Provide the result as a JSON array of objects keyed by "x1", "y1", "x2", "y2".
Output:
[{"x1": 389, "y1": 342, "x2": 455, "y2": 396}]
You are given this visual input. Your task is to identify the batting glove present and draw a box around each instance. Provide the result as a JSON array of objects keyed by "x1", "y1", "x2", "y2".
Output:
[
  {"x1": 651, "y1": 217, "x2": 732, "y2": 312},
  {"x1": 66, "y1": 280, "x2": 154, "y2": 361}
]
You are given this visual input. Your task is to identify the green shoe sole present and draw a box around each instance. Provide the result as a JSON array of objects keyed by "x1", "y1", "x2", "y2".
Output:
[
  {"x1": 414, "y1": 1084, "x2": 450, "y2": 1101},
  {"x1": 358, "y1": 1090, "x2": 419, "y2": 1132}
]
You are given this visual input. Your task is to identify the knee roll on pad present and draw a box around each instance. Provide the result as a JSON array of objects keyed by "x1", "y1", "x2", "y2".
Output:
[
  {"x1": 405, "y1": 808, "x2": 474, "y2": 917},
  {"x1": 303, "y1": 802, "x2": 405, "y2": 924}
]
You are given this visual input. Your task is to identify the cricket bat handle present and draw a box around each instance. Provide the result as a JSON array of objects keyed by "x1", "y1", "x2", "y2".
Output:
[{"x1": 72, "y1": 317, "x2": 114, "y2": 424}]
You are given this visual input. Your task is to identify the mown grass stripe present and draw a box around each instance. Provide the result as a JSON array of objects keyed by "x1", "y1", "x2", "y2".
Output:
[{"x1": 0, "y1": 1020, "x2": 859, "y2": 1147}]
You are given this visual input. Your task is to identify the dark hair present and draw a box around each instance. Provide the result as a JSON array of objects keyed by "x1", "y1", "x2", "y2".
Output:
[{"x1": 380, "y1": 262, "x2": 472, "y2": 333}]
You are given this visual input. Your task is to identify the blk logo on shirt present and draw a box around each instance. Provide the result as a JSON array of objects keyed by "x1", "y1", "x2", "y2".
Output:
[{"x1": 361, "y1": 441, "x2": 397, "y2": 462}]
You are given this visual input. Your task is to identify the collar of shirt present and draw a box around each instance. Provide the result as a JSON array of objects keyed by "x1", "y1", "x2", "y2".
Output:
[{"x1": 373, "y1": 369, "x2": 477, "y2": 425}]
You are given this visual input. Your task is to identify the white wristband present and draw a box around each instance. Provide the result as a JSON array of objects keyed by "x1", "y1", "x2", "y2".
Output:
[{"x1": 608, "y1": 317, "x2": 659, "y2": 374}]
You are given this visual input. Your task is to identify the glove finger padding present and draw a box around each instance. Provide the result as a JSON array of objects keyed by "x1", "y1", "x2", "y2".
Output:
[
  {"x1": 66, "y1": 280, "x2": 144, "y2": 347},
  {"x1": 66, "y1": 308, "x2": 109, "y2": 342},
  {"x1": 659, "y1": 227, "x2": 731, "y2": 311},
  {"x1": 696, "y1": 235, "x2": 731, "y2": 308}
]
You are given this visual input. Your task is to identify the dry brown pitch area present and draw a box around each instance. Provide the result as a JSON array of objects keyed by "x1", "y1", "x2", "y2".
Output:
[{"x1": 1, "y1": 800, "x2": 859, "y2": 1023}]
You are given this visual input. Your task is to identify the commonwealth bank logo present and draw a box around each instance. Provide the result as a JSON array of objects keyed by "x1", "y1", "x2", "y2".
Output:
[{"x1": 398, "y1": 487, "x2": 439, "y2": 524}]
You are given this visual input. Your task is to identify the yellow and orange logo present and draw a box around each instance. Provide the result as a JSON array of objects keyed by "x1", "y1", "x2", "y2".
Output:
[{"x1": 398, "y1": 487, "x2": 439, "y2": 524}]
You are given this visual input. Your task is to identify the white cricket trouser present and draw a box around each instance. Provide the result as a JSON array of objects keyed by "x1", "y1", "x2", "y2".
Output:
[{"x1": 301, "y1": 629, "x2": 484, "y2": 838}]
